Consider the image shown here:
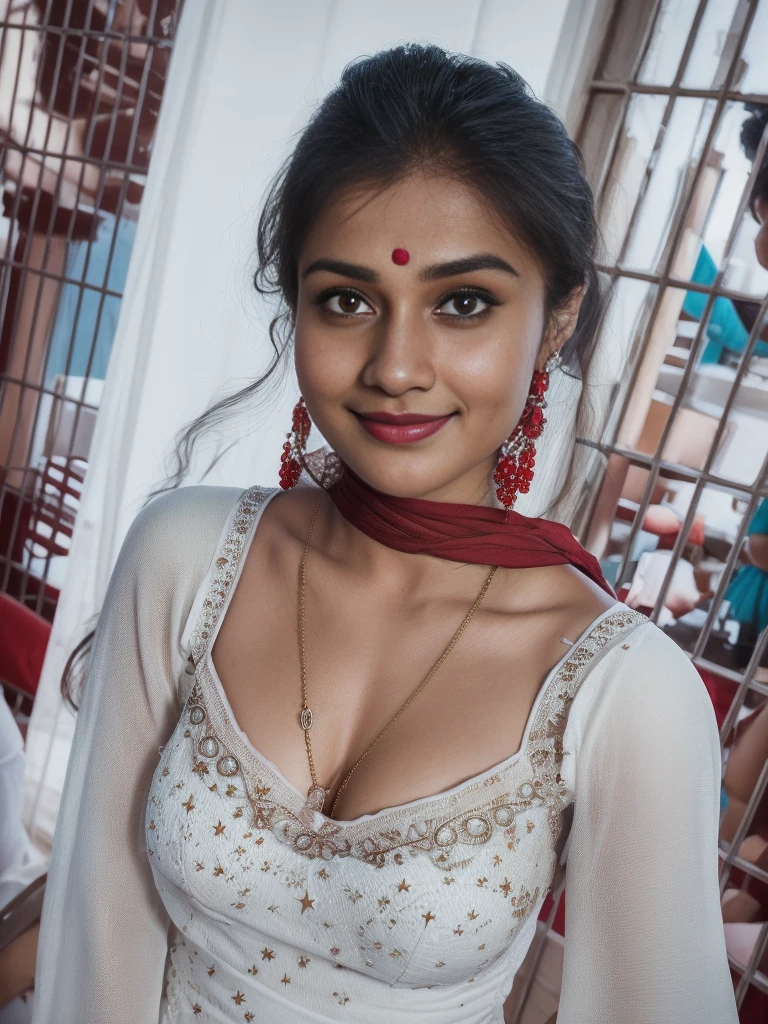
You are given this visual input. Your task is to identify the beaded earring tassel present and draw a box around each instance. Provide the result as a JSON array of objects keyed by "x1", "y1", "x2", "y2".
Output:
[
  {"x1": 279, "y1": 397, "x2": 311, "y2": 489},
  {"x1": 493, "y1": 355, "x2": 559, "y2": 511}
]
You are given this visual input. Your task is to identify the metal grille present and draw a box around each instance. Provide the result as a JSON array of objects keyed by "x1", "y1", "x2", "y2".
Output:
[
  {"x1": 573, "y1": 0, "x2": 768, "y2": 1006},
  {"x1": 0, "y1": 0, "x2": 184, "y2": 677}
]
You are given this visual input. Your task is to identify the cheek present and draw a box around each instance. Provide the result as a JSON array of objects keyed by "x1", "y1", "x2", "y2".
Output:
[
  {"x1": 443, "y1": 306, "x2": 543, "y2": 410},
  {"x1": 293, "y1": 317, "x2": 355, "y2": 402}
]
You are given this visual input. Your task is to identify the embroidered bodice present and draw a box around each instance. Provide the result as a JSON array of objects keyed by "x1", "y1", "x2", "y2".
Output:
[{"x1": 31, "y1": 483, "x2": 739, "y2": 1024}]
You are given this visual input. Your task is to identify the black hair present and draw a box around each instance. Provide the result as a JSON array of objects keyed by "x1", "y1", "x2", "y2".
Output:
[
  {"x1": 741, "y1": 103, "x2": 768, "y2": 212},
  {"x1": 62, "y1": 44, "x2": 605, "y2": 707}
]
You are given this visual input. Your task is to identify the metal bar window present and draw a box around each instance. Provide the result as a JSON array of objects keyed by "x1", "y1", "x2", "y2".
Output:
[
  {"x1": 572, "y1": 0, "x2": 768, "y2": 1006},
  {"x1": 0, "y1": 0, "x2": 184, "y2": 629}
]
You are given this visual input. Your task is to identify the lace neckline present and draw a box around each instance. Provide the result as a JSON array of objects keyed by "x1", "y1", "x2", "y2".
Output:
[{"x1": 185, "y1": 485, "x2": 642, "y2": 832}]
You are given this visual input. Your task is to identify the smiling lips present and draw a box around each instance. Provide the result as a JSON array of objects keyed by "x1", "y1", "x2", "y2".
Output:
[{"x1": 353, "y1": 410, "x2": 455, "y2": 444}]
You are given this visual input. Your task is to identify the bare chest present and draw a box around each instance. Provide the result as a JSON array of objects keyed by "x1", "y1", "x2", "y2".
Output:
[{"x1": 211, "y1": 554, "x2": 575, "y2": 822}]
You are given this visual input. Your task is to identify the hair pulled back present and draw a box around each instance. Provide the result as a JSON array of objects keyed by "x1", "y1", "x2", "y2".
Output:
[
  {"x1": 256, "y1": 43, "x2": 602, "y2": 369},
  {"x1": 741, "y1": 103, "x2": 768, "y2": 210},
  {"x1": 61, "y1": 44, "x2": 604, "y2": 707}
]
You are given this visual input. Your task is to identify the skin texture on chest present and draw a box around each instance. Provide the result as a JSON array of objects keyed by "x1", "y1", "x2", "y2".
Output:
[{"x1": 210, "y1": 489, "x2": 611, "y2": 823}]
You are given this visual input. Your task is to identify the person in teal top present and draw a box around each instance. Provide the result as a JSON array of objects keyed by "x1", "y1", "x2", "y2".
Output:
[
  {"x1": 683, "y1": 243, "x2": 768, "y2": 363},
  {"x1": 727, "y1": 499, "x2": 768, "y2": 668},
  {"x1": 683, "y1": 102, "x2": 768, "y2": 364}
]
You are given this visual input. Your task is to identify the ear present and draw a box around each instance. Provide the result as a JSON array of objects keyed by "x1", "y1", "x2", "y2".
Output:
[{"x1": 536, "y1": 286, "x2": 584, "y2": 371}]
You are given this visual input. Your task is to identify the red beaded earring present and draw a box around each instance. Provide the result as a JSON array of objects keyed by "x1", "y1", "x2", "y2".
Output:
[
  {"x1": 493, "y1": 352, "x2": 561, "y2": 511},
  {"x1": 279, "y1": 396, "x2": 311, "y2": 489}
]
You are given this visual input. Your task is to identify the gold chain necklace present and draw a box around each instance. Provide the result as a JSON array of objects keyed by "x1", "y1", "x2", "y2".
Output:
[{"x1": 298, "y1": 495, "x2": 499, "y2": 819}]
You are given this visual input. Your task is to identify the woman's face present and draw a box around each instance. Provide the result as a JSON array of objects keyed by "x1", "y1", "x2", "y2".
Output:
[{"x1": 294, "y1": 171, "x2": 581, "y2": 504}]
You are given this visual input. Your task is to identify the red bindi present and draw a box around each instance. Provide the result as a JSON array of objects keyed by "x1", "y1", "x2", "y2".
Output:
[{"x1": 391, "y1": 248, "x2": 410, "y2": 265}]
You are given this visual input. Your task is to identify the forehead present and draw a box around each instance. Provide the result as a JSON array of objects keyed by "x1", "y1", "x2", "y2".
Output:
[{"x1": 300, "y1": 171, "x2": 534, "y2": 272}]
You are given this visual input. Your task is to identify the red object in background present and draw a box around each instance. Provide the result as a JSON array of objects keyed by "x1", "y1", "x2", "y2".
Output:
[
  {"x1": 698, "y1": 666, "x2": 740, "y2": 734},
  {"x1": 0, "y1": 592, "x2": 52, "y2": 698},
  {"x1": 538, "y1": 888, "x2": 566, "y2": 937},
  {"x1": 730, "y1": 965, "x2": 768, "y2": 1022}
]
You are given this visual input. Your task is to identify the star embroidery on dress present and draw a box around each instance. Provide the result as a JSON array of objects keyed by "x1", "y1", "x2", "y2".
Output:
[
  {"x1": 213, "y1": 820, "x2": 226, "y2": 835},
  {"x1": 148, "y1": 820, "x2": 156, "y2": 831},
  {"x1": 245, "y1": 1015, "x2": 255, "y2": 1023},
  {"x1": 233, "y1": 806, "x2": 243, "y2": 818},
  {"x1": 182, "y1": 795, "x2": 196, "y2": 814},
  {"x1": 422, "y1": 910, "x2": 436, "y2": 926},
  {"x1": 317, "y1": 867, "x2": 329, "y2": 879},
  {"x1": 280, "y1": 974, "x2": 291, "y2": 986},
  {"x1": 192, "y1": 1005, "x2": 201, "y2": 1015},
  {"x1": 297, "y1": 890, "x2": 315, "y2": 914},
  {"x1": 207, "y1": 966, "x2": 215, "y2": 976},
  {"x1": 330, "y1": 946, "x2": 341, "y2": 956},
  {"x1": 493, "y1": 854, "x2": 503, "y2": 865},
  {"x1": 247, "y1": 965, "x2": 259, "y2": 975},
  {"x1": 192, "y1": 760, "x2": 209, "y2": 775},
  {"x1": 499, "y1": 878, "x2": 513, "y2": 897},
  {"x1": 453, "y1": 925, "x2": 464, "y2": 935},
  {"x1": 226, "y1": 784, "x2": 237, "y2": 797},
  {"x1": 468, "y1": 909, "x2": 478, "y2": 920},
  {"x1": 195, "y1": 862, "x2": 205, "y2": 872},
  {"x1": 267, "y1": 905, "x2": 279, "y2": 913},
  {"x1": 261, "y1": 948, "x2": 275, "y2": 961},
  {"x1": 213, "y1": 865, "x2": 224, "y2": 876},
  {"x1": 476, "y1": 877, "x2": 488, "y2": 887},
  {"x1": 396, "y1": 878, "x2": 410, "y2": 892},
  {"x1": 298, "y1": 955, "x2": 311, "y2": 968},
  {"x1": 231, "y1": 991, "x2": 246, "y2": 1005}
]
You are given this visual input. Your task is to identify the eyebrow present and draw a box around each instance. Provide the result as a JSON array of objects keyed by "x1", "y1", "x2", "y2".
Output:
[{"x1": 300, "y1": 253, "x2": 519, "y2": 283}]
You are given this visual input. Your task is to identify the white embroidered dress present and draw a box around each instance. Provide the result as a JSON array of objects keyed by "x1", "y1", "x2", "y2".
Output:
[{"x1": 31, "y1": 484, "x2": 738, "y2": 1023}]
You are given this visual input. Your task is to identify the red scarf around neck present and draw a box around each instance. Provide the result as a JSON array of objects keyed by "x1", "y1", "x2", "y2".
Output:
[{"x1": 327, "y1": 465, "x2": 614, "y2": 597}]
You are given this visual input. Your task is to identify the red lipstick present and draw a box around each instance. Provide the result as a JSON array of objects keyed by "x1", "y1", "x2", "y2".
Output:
[{"x1": 353, "y1": 410, "x2": 455, "y2": 444}]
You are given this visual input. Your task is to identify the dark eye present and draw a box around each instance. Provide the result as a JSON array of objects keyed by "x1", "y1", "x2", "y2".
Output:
[
  {"x1": 323, "y1": 291, "x2": 374, "y2": 316},
  {"x1": 437, "y1": 291, "x2": 494, "y2": 318}
]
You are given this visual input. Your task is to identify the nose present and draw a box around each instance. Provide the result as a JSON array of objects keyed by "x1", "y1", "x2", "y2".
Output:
[{"x1": 359, "y1": 304, "x2": 437, "y2": 396}]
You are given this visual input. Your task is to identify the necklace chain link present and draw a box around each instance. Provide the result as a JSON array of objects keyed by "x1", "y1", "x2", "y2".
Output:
[{"x1": 298, "y1": 495, "x2": 498, "y2": 819}]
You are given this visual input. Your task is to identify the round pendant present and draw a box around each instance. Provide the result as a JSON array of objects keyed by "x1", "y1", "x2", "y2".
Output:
[
  {"x1": 199, "y1": 736, "x2": 219, "y2": 758},
  {"x1": 217, "y1": 755, "x2": 239, "y2": 777},
  {"x1": 189, "y1": 705, "x2": 205, "y2": 725},
  {"x1": 306, "y1": 785, "x2": 326, "y2": 811}
]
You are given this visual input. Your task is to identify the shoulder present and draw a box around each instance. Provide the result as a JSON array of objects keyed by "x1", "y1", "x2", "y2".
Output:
[
  {"x1": 124, "y1": 483, "x2": 274, "y2": 558},
  {"x1": 115, "y1": 483, "x2": 277, "y2": 591},
  {"x1": 569, "y1": 612, "x2": 718, "y2": 761}
]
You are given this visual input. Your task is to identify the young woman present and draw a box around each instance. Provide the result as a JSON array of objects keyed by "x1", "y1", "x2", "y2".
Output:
[{"x1": 31, "y1": 45, "x2": 737, "y2": 1023}]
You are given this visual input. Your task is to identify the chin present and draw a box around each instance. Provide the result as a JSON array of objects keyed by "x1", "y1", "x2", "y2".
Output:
[{"x1": 339, "y1": 452, "x2": 487, "y2": 504}]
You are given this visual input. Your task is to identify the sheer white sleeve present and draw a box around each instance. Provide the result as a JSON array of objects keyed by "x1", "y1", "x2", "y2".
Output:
[
  {"x1": 31, "y1": 484, "x2": 244, "y2": 1024},
  {"x1": 556, "y1": 622, "x2": 738, "y2": 1023}
]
